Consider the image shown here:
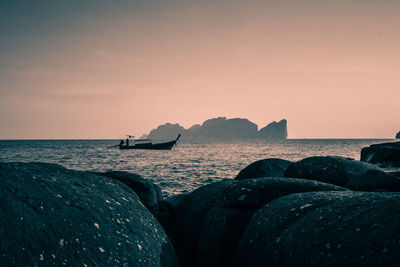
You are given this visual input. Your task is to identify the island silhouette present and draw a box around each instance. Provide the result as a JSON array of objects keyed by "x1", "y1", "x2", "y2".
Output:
[{"x1": 145, "y1": 117, "x2": 287, "y2": 140}]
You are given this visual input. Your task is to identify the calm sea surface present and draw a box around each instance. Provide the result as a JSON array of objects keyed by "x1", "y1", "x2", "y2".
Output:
[{"x1": 0, "y1": 139, "x2": 392, "y2": 196}]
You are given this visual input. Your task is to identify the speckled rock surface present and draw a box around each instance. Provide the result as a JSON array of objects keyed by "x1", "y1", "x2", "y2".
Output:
[
  {"x1": 96, "y1": 171, "x2": 161, "y2": 217},
  {"x1": 233, "y1": 191, "x2": 400, "y2": 267},
  {"x1": 361, "y1": 141, "x2": 400, "y2": 167},
  {"x1": 284, "y1": 156, "x2": 400, "y2": 191},
  {"x1": 167, "y1": 178, "x2": 347, "y2": 267},
  {"x1": 0, "y1": 162, "x2": 178, "y2": 267},
  {"x1": 235, "y1": 158, "x2": 292, "y2": 180}
]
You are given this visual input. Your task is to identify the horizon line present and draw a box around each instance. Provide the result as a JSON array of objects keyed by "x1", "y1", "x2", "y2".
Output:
[{"x1": 0, "y1": 138, "x2": 395, "y2": 141}]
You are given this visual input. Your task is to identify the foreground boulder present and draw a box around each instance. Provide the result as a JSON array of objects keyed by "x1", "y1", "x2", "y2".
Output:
[
  {"x1": 0, "y1": 162, "x2": 178, "y2": 267},
  {"x1": 361, "y1": 141, "x2": 400, "y2": 167},
  {"x1": 389, "y1": 170, "x2": 400, "y2": 178},
  {"x1": 164, "y1": 178, "x2": 346, "y2": 267},
  {"x1": 158, "y1": 193, "x2": 189, "y2": 248},
  {"x1": 284, "y1": 156, "x2": 400, "y2": 191},
  {"x1": 234, "y1": 191, "x2": 400, "y2": 266},
  {"x1": 235, "y1": 158, "x2": 292, "y2": 180},
  {"x1": 96, "y1": 171, "x2": 162, "y2": 217}
]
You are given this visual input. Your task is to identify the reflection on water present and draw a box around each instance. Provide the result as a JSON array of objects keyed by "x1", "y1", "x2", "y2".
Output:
[{"x1": 0, "y1": 139, "x2": 392, "y2": 196}]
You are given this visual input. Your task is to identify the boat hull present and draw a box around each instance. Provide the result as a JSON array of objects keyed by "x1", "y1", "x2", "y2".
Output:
[
  {"x1": 119, "y1": 140, "x2": 176, "y2": 150},
  {"x1": 118, "y1": 134, "x2": 180, "y2": 150}
]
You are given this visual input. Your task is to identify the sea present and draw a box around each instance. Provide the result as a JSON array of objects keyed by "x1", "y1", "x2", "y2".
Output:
[{"x1": 0, "y1": 139, "x2": 393, "y2": 197}]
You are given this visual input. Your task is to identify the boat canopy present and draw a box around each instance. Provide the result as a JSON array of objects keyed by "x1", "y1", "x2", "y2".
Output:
[{"x1": 134, "y1": 139, "x2": 151, "y2": 142}]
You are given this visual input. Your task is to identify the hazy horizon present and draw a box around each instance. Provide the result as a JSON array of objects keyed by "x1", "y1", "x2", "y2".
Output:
[{"x1": 1, "y1": 0, "x2": 399, "y2": 139}]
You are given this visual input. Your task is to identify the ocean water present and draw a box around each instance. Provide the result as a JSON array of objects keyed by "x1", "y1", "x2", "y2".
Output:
[{"x1": 0, "y1": 139, "x2": 392, "y2": 196}]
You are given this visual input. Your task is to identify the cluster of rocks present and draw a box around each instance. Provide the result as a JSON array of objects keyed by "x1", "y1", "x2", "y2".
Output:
[
  {"x1": 361, "y1": 141, "x2": 400, "y2": 168},
  {"x1": 1, "y1": 141, "x2": 400, "y2": 266}
]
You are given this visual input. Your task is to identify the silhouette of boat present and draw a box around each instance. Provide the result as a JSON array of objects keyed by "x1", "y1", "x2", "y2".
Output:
[{"x1": 119, "y1": 134, "x2": 181, "y2": 150}]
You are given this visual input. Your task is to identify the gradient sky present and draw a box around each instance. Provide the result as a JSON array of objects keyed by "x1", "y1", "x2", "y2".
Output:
[{"x1": 1, "y1": 0, "x2": 399, "y2": 139}]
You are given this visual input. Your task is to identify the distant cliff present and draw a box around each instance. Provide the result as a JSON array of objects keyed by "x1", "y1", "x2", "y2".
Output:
[
  {"x1": 147, "y1": 123, "x2": 186, "y2": 139},
  {"x1": 147, "y1": 117, "x2": 287, "y2": 140},
  {"x1": 258, "y1": 119, "x2": 287, "y2": 140},
  {"x1": 188, "y1": 117, "x2": 258, "y2": 139}
]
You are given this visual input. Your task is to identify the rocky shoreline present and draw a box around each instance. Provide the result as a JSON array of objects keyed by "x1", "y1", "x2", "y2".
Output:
[{"x1": 1, "y1": 141, "x2": 400, "y2": 266}]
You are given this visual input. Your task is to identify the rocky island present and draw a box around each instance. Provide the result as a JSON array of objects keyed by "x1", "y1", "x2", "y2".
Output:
[{"x1": 146, "y1": 117, "x2": 287, "y2": 140}]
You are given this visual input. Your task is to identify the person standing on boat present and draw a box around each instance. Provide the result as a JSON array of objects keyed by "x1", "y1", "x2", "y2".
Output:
[{"x1": 126, "y1": 137, "x2": 129, "y2": 147}]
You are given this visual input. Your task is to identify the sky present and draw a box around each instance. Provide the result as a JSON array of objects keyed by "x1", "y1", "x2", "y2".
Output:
[{"x1": 0, "y1": 0, "x2": 399, "y2": 139}]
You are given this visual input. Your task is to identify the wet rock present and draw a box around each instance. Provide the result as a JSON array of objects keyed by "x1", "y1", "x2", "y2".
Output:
[
  {"x1": 388, "y1": 170, "x2": 400, "y2": 178},
  {"x1": 154, "y1": 183, "x2": 164, "y2": 202},
  {"x1": 97, "y1": 171, "x2": 161, "y2": 217},
  {"x1": 361, "y1": 141, "x2": 400, "y2": 167},
  {"x1": 0, "y1": 162, "x2": 178, "y2": 267},
  {"x1": 284, "y1": 156, "x2": 400, "y2": 191},
  {"x1": 195, "y1": 207, "x2": 253, "y2": 267},
  {"x1": 234, "y1": 191, "x2": 400, "y2": 267},
  {"x1": 158, "y1": 193, "x2": 189, "y2": 247},
  {"x1": 167, "y1": 178, "x2": 346, "y2": 267},
  {"x1": 235, "y1": 158, "x2": 292, "y2": 180}
]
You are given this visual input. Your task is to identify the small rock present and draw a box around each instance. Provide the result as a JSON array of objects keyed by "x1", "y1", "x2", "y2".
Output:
[
  {"x1": 235, "y1": 158, "x2": 292, "y2": 180},
  {"x1": 361, "y1": 141, "x2": 400, "y2": 168}
]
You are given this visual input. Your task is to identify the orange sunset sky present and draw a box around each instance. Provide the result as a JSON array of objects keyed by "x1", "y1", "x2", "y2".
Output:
[{"x1": 0, "y1": 0, "x2": 399, "y2": 139}]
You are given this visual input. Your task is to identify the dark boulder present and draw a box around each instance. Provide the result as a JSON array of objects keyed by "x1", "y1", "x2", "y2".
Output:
[
  {"x1": 158, "y1": 193, "x2": 189, "y2": 247},
  {"x1": 234, "y1": 191, "x2": 400, "y2": 267},
  {"x1": 154, "y1": 183, "x2": 164, "y2": 203},
  {"x1": 195, "y1": 207, "x2": 253, "y2": 267},
  {"x1": 96, "y1": 171, "x2": 162, "y2": 217},
  {"x1": 388, "y1": 170, "x2": 400, "y2": 178},
  {"x1": 396, "y1": 131, "x2": 400, "y2": 139},
  {"x1": 361, "y1": 141, "x2": 400, "y2": 167},
  {"x1": 0, "y1": 162, "x2": 178, "y2": 267},
  {"x1": 284, "y1": 156, "x2": 400, "y2": 191},
  {"x1": 235, "y1": 158, "x2": 292, "y2": 180},
  {"x1": 166, "y1": 178, "x2": 346, "y2": 267}
]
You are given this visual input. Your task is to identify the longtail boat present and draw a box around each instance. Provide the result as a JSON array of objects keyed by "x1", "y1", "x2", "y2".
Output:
[{"x1": 118, "y1": 134, "x2": 181, "y2": 150}]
